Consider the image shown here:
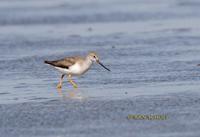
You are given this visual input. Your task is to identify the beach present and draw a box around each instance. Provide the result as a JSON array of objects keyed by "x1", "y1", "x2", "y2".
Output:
[{"x1": 0, "y1": 0, "x2": 200, "y2": 136}]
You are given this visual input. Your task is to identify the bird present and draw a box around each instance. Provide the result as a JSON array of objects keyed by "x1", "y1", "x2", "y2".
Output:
[{"x1": 44, "y1": 51, "x2": 110, "y2": 89}]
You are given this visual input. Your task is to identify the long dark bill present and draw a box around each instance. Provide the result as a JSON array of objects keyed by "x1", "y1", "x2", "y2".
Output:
[{"x1": 97, "y1": 61, "x2": 111, "y2": 71}]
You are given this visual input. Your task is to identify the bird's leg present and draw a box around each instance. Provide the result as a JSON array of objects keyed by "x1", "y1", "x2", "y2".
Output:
[
  {"x1": 67, "y1": 74, "x2": 78, "y2": 88},
  {"x1": 57, "y1": 74, "x2": 65, "y2": 89}
]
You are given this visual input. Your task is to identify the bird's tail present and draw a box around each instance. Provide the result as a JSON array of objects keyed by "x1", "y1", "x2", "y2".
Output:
[
  {"x1": 197, "y1": 64, "x2": 200, "y2": 66},
  {"x1": 44, "y1": 60, "x2": 55, "y2": 66}
]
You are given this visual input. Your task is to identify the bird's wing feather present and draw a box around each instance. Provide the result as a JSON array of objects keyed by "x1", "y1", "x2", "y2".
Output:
[{"x1": 45, "y1": 56, "x2": 82, "y2": 69}]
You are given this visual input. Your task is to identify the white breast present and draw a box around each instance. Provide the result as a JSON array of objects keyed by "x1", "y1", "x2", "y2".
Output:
[{"x1": 69, "y1": 61, "x2": 92, "y2": 76}]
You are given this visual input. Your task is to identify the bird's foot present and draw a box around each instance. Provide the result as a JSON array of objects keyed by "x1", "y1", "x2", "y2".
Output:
[
  {"x1": 72, "y1": 84, "x2": 78, "y2": 89},
  {"x1": 57, "y1": 83, "x2": 62, "y2": 89},
  {"x1": 69, "y1": 80, "x2": 78, "y2": 88}
]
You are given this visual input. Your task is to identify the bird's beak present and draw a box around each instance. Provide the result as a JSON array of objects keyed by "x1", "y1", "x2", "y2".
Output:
[{"x1": 97, "y1": 60, "x2": 110, "y2": 71}]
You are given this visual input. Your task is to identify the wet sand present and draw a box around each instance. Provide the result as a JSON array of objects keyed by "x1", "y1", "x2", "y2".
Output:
[{"x1": 1, "y1": 92, "x2": 200, "y2": 137}]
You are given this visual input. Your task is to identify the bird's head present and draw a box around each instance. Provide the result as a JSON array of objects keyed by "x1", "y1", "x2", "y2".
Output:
[
  {"x1": 87, "y1": 51, "x2": 110, "y2": 71},
  {"x1": 88, "y1": 52, "x2": 99, "y2": 62}
]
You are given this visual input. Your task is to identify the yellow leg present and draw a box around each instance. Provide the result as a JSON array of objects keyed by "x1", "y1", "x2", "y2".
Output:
[
  {"x1": 67, "y1": 74, "x2": 78, "y2": 88},
  {"x1": 57, "y1": 74, "x2": 65, "y2": 89}
]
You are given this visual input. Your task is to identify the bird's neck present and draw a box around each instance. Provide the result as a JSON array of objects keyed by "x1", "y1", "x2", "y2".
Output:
[{"x1": 85, "y1": 56, "x2": 93, "y2": 66}]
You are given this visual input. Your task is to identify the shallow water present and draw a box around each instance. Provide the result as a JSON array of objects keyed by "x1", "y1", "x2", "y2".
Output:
[{"x1": 0, "y1": 0, "x2": 200, "y2": 136}]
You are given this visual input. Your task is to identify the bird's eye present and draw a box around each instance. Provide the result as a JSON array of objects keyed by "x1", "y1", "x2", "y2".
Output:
[{"x1": 93, "y1": 56, "x2": 96, "y2": 58}]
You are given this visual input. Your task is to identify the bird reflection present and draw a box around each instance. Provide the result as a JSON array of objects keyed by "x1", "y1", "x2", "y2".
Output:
[{"x1": 57, "y1": 88, "x2": 86, "y2": 100}]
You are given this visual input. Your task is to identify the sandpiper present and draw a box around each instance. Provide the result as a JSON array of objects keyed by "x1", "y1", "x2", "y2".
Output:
[{"x1": 44, "y1": 52, "x2": 110, "y2": 89}]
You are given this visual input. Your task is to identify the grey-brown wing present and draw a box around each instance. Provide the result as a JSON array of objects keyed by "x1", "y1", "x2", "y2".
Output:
[{"x1": 44, "y1": 57, "x2": 80, "y2": 69}]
